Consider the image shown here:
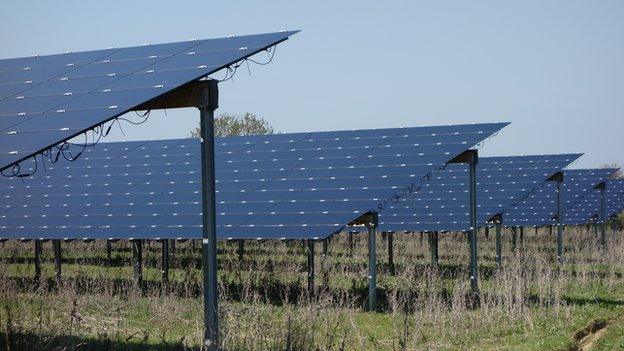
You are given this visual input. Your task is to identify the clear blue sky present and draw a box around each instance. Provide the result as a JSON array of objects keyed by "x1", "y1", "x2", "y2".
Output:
[{"x1": 1, "y1": 1, "x2": 622, "y2": 168}]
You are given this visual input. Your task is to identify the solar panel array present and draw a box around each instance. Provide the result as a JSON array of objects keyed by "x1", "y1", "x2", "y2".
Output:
[
  {"x1": 0, "y1": 31, "x2": 297, "y2": 172},
  {"x1": 503, "y1": 169, "x2": 617, "y2": 227},
  {"x1": 564, "y1": 178, "x2": 624, "y2": 225},
  {"x1": 0, "y1": 123, "x2": 507, "y2": 240},
  {"x1": 378, "y1": 154, "x2": 581, "y2": 232},
  {"x1": 607, "y1": 179, "x2": 624, "y2": 218}
]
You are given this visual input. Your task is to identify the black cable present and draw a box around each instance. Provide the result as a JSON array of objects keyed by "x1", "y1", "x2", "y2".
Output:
[{"x1": 3, "y1": 109, "x2": 153, "y2": 178}]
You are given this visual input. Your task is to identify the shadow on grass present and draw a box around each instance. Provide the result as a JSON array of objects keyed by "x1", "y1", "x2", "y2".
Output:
[
  {"x1": 561, "y1": 296, "x2": 624, "y2": 307},
  {"x1": 0, "y1": 331, "x2": 195, "y2": 351}
]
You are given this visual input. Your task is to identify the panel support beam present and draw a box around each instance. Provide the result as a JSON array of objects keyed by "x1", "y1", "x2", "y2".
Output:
[
  {"x1": 511, "y1": 227, "x2": 517, "y2": 251},
  {"x1": 596, "y1": 182, "x2": 606, "y2": 250},
  {"x1": 519, "y1": 227, "x2": 524, "y2": 248},
  {"x1": 428, "y1": 231, "x2": 439, "y2": 266},
  {"x1": 307, "y1": 239, "x2": 315, "y2": 299},
  {"x1": 367, "y1": 213, "x2": 379, "y2": 311},
  {"x1": 53, "y1": 239, "x2": 62, "y2": 286},
  {"x1": 237, "y1": 240, "x2": 245, "y2": 262},
  {"x1": 161, "y1": 240, "x2": 169, "y2": 286},
  {"x1": 548, "y1": 172, "x2": 564, "y2": 264},
  {"x1": 34, "y1": 239, "x2": 42, "y2": 282},
  {"x1": 468, "y1": 158, "x2": 479, "y2": 305},
  {"x1": 348, "y1": 231, "x2": 354, "y2": 256},
  {"x1": 170, "y1": 239, "x2": 176, "y2": 269},
  {"x1": 449, "y1": 149, "x2": 479, "y2": 305},
  {"x1": 322, "y1": 238, "x2": 329, "y2": 288},
  {"x1": 106, "y1": 240, "x2": 112, "y2": 266},
  {"x1": 490, "y1": 214, "x2": 503, "y2": 269},
  {"x1": 387, "y1": 232, "x2": 395, "y2": 275},
  {"x1": 198, "y1": 80, "x2": 219, "y2": 351},
  {"x1": 132, "y1": 239, "x2": 143, "y2": 289}
]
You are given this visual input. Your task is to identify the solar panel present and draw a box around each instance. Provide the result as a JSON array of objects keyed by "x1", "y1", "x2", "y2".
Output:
[
  {"x1": 564, "y1": 178, "x2": 624, "y2": 225},
  {"x1": 503, "y1": 169, "x2": 617, "y2": 227},
  {"x1": 378, "y1": 154, "x2": 581, "y2": 232},
  {"x1": 0, "y1": 31, "x2": 298, "y2": 173},
  {"x1": 0, "y1": 122, "x2": 508, "y2": 240},
  {"x1": 608, "y1": 179, "x2": 624, "y2": 217}
]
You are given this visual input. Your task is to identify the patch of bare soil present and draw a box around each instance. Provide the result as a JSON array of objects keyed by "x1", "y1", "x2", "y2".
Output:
[{"x1": 570, "y1": 319, "x2": 608, "y2": 351}]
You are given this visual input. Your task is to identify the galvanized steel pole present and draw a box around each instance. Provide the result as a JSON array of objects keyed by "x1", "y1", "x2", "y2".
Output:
[
  {"x1": 556, "y1": 179, "x2": 564, "y2": 264},
  {"x1": 387, "y1": 231, "x2": 395, "y2": 275},
  {"x1": 53, "y1": 239, "x2": 62, "y2": 286},
  {"x1": 161, "y1": 240, "x2": 169, "y2": 286},
  {"x1": 495, "y1": 221, "x2": 502, "y2": 269},
  {"x1": 307, "y1": 239, "x2": 315, "y2": 298},
  {"x1": 199, "y1": 80, "x2": 219, "y2": 351},
  {"x1": 598, "y1": 183, "x2": 606, "y2": 249},
  {"x1": 469, "y1": 160, "x2": 479, "y2": 305},
  {"x1": 132, "y1": 239, "x2": 143, "y2": 289},
  {"x1": 367, "y1": 213, "x2": 379, "y2": 311},
  {"x1": 34, "y1": 239, "x2": 42, "y2": 282}
]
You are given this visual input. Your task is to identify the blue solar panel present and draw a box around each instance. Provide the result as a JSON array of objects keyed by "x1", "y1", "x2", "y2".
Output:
[
  {"x1": 503, "y1": 169, "x2": 617, "y2": 227},
  {"x1": 378, "y1": 154, "x2": 581, "y2": 232},
  {"x1": 564, "y1": 178, "x2": 624, "y2": 225},
  {"x1": 608, "y1": 179, "x2": 624, "y2": 218},
  {"x1": 0, "y1": 122, "x2": 508, "y2": 240},
  {"x1": 0, "y1": 31, "x2": 298, "y2": 172}
]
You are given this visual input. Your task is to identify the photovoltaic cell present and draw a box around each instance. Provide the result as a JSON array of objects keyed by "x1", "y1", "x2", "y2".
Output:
[
  {"x1": 0, "y1": 31, "x2": 298, "y2": 171},
  {"x1": 503, "y1": 169, "x2": 617, "y2": 227},
  {"x1": 564, "y1": 178, "x2": 624, "y2": 225},
  {"x1": 379, "y1": 154, "x2": 581, "y2": 232},
  {"x1": 0, "y1": 122, "x2": 508, "y2": 240}
]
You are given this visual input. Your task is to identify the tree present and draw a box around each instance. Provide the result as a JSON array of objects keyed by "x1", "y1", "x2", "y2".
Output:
[{"x1": 189, "y1": 112, "x2": 274, "y2": 138}]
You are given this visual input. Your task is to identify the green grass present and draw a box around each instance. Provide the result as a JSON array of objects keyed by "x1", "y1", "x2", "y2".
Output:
[{"x1": 1, "y1": 228, "x2": 624, "y2": 350}]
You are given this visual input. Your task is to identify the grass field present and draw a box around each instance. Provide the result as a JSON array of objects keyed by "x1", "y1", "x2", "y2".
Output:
[{"x1": 1, "y1": 226, "x2": 623, "y2": 350}]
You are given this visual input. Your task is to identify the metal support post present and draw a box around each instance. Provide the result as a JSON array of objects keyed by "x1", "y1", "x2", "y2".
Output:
[
  {"x1": 495, "y1": 221, "x2": 502, "y2": 269},
  {"x1": 161, "y1": 240, "x2": 169, "y2": 286},
  {"x1": 597, "y1": 182, "x2": 606, "y2": 249},
  {"x1": 307, "y1": 239, "x2": 315, "y2": 298},
  {"x1": 556, "y1": 178, "x2": 564, "y2": 263},
  {"x1": 511, "y1": 227, "x2": 517, "y2": 251},
  {"x1": 322, "y1": 238, "x2": 329, "y2": 288},
  {"x1": 448, "y1": 149, "x2": 479, "y2": 304},
  {"x1": 519, "y1": 227, "x2": 524, "y2": 248},
  {"x1": 106, "y1": 240, "x2": 112, "y2": 266},
  {"x1": 170, "y1": 239, "x2": 176, "y2": 269},
  {"x1": 53, "y1": 239, "x2": 62, "y2": 286},
  {"x1": 468, "y1": 159, "x2": 480, "y2": 305},
  {"x1": 237, "y1": 240, "x2": 244, "y2": 262},
  {"x1": 34, "y1": 239, "x2": 42, "y2": 282},
  {"x1": 387, "y1": 231, "x2": 395, "y2": 275},
  {"x1": 348, "y1": 231, "x2": 354, "y2": 256},
  {"x1": 132, "y1": 239, "x2": 143, "y2": 289},
  {"x1": 199, "y1": 80, "x2": 219, "y2": 351},
  {"x1": 428, "y1": 231, "x2": 439, "y2": 266},
  {"x1": 367, "y1": 213, "x2": 379, "y2": 311},
  {"x1": 484, "y1": 227, "x2": 489, "y2": 240}
]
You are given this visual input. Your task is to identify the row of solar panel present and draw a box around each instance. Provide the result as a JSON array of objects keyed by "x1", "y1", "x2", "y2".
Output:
[
  {"x1": 0, "y1": 31, "x2": 621, "y2": 241},
  {"x1": 1, "y1": 127, "x2": 619, "y2": 240},
  {"x1": 1, "y1": 123, "x2": 513, "y2": 239},
  {"x1": 0, "y1": 31, "x2": 298, "y2": 170}
]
